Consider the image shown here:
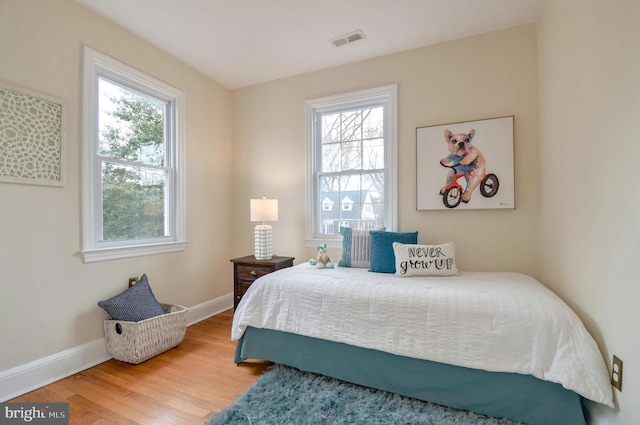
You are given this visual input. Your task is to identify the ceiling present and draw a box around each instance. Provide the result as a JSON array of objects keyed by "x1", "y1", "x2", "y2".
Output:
[{"x1": 75, "y1": 0, "x2": 542, "y2": 89}]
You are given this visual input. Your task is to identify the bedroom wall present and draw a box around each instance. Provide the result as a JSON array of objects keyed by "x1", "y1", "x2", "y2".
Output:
[
  {"x1": 0, "y1": 0, "x2": 233, "y2": 372},
  {"x1": 231, "y1": 24, "x2": 539, "y2": 276},
  {"x1": 537, "y1": 0, "x2": 640, "y2": 422}
]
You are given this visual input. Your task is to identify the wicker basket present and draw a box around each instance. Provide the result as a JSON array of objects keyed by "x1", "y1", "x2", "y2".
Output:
[{"x1": 104, "y1": 303, "x2": 187, "y2": 364}]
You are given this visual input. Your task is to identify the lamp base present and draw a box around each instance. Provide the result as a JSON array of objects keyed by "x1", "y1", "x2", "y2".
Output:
[{"x1": 254, "y1": 224, "x2": 273, "y2": 260}]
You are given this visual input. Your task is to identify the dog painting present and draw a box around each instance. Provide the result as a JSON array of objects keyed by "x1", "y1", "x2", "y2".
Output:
[
  {"x1": 439, "y1": 129, "x2": 487, "y2": 204},
  {"x1": 417, "y1": 116, "x2": 514, "y2": 210}
]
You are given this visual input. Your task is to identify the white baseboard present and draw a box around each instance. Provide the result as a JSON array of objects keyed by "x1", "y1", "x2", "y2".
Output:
[
  {"x1": 185, "y1": 292, "x2": 233, "y2": 325},
  {"x1": 0, "y1": 338, "x2": 111, "y2": 402},
  {"x1": 0, "y1": 293, "x2": 233, "y2": 402}
]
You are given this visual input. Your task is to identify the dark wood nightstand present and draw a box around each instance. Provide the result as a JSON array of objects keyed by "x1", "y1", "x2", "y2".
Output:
[{"x1": 230, "y1": 255, "x2": 295, "y2": 310}]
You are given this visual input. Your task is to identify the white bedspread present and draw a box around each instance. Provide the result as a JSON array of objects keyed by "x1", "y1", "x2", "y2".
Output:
[{"x1": 232, "y1": 265, "x2": 613, "y2": 407}]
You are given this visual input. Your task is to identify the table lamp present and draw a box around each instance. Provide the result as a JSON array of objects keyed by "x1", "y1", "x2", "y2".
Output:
[{"x1": 250, "y1": 197, "x2": 278, "y2": 260}]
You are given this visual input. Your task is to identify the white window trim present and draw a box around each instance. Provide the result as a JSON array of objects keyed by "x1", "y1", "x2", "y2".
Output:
[
  {"x1": 80, "y1": 46, "x2": 187, "y2": 263},
  {"x1": 305, "y1": 84, "x2": 398, "y2": 248}
]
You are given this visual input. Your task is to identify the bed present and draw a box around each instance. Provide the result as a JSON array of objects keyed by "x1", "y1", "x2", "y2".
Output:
[{"x1": 231, "y1": 264, "x2": 613, "y2": 425}]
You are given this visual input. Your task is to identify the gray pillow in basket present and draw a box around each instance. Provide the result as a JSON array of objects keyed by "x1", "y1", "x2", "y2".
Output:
[{"x1": 98, "y1": 274, "x2": 166, "y2": 322}]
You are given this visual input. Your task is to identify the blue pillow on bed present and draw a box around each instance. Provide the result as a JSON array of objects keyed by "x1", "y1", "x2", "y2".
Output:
[{"x1": 369, "y1": 231, "x2": 418, "y2": 273}]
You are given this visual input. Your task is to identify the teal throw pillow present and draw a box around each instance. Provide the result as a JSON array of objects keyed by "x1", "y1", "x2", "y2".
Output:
[{"x1": 369, "y1": 231, "x2": 419, "y2": 273}]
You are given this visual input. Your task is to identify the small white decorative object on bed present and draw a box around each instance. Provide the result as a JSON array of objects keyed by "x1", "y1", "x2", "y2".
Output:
[{"x1": 250, "y1": 196, "x2": 278, "y2": 260}]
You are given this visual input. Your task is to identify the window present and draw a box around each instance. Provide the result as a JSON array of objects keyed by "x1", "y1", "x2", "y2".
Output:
[
  {"x1": 305, "y1": 85, "x2": 397, "y2": 247},
  {"x1": 81, "y1": 47, "x2": 186, "y2": 262}
]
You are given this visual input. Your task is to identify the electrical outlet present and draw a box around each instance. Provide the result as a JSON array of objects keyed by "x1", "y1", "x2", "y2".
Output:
[
  {"x1": 128, "y1": 277, "x2": 138, "y2": 287},
  {"x1": 611, "y1": 355, "x2": 623, "y2": 391}
]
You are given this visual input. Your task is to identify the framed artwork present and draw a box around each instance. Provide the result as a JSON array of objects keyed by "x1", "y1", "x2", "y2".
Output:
[
  {"x1": 417, "y1": 116, "x2": 514, "y2": 210},
  {"x1": 0, "y1": 81, "x2": 66, "y2": 186}
]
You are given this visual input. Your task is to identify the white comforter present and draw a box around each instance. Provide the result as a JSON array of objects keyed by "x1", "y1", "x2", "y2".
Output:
[{"x1": 232, "y1": 265, "x2": 613, "y2": 407}]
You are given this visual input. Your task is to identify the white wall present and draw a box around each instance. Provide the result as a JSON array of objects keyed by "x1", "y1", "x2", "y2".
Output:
[
  {"x1": 537, "y1": 0, "x2": 640, "y2": 422},
  {"x1": 231, "y1": 25, "x2": 540, "y2": 276},
  {"x1": 3, "y1": 1, "x2": 634, "y2": 421},
  {"x1": 0, "y1": 0, "x2": 234, "y2": 372}
]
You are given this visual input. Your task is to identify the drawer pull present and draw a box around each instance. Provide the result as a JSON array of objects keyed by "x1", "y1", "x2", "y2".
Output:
[{"x1": 250, "y1": 270, "x2": 257, "y2": 276}]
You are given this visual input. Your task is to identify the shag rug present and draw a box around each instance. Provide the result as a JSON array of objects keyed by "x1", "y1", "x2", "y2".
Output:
[{"x1": 206, "y1": 364, "x2": 523, "y2": 425}]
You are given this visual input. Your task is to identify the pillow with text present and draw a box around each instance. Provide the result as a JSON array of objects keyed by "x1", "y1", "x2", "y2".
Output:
[{"x1": 393, "y1": 242, "x2": 458, "y2": 277}]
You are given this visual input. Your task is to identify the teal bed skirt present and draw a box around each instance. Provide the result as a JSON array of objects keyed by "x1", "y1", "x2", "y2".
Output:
[{"x1": 235, "y1": 326, "x2": 586, "y2": 425}]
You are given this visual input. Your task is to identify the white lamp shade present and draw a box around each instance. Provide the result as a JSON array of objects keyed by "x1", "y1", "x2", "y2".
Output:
[{"x1": 250, "y1": 198, "x2": 278, "y2": 222}]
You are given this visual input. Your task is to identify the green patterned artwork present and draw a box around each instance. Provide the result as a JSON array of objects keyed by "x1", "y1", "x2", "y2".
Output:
[{"x1": 0, "y1": 82, "x2": 65, "y2": 186}]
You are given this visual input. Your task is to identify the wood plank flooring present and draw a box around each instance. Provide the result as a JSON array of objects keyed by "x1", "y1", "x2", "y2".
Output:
[{"x1": 8, "y1": 309, "x2": 271, "y2": 425}]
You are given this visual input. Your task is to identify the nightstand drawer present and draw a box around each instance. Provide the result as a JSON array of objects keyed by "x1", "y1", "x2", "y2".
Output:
[
  {"x1": 238, "y1": 282, "x2": 253, "y2": 298},
  {"x1": 236, "y1": 265, "x2": 272, "y2": 281},
  {"x1": 231, "y1": 255, "x2": 295, "y2": 310}
]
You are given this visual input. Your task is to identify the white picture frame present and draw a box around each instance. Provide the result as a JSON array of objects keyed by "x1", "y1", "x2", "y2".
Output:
[{"x1": 0, "y1": 81, "x2": 66, "y2": 187}]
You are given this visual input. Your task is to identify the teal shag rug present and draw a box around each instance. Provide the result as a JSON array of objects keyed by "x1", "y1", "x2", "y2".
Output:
[{"x1": 206, "y1": 364, "x2": 524, "y2": 425}]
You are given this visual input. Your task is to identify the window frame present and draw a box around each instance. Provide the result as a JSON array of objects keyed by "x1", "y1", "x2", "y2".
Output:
[
  {"x1": 80, "y1": 46, "x2": 187, "y2": 263},
  {"x1": 305, "y1": 84, "x2": 397, "y2": 248}
]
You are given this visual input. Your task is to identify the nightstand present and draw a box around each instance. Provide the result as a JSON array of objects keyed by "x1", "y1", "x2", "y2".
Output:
[{"x1": 230, "y1": 255, "x2": 295, "y2": 310}]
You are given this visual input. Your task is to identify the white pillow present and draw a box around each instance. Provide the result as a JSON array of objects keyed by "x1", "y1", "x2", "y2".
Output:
[
  {"x1": 393, "y1": 242, "x2": 458, "y2": 277},
  {"x1": 338, "y1": 227, "x2": 385, "y2": 268}
]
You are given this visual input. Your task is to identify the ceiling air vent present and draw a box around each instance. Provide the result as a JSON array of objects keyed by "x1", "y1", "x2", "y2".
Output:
[{"x1": 329, "y1": 30, "x2": 367, "y2": 48}]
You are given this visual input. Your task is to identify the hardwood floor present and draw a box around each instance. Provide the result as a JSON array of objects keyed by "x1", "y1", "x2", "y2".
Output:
[{"x1": 8, "y1": 309, "x2": 271, "y2": 425}]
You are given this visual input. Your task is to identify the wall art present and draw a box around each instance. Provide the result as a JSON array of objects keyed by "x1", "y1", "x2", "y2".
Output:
[
  {"x1": 417, "y1": 116, "x2": 514, "y2": 210},
  {"x1": 0, "y1": 81, "x2": 66, "y2": 186}
]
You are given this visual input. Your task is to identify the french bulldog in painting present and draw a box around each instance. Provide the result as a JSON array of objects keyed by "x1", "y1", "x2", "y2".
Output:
[{"x1": 439, "y1": 129, "x2": 487, "y2": 203}]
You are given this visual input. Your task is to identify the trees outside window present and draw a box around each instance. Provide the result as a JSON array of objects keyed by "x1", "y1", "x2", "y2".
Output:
[
  {"x1": 81, "y1": 47, "x2": 186, "y2": 263},
  {"x1": 99, "y1": 78, "x2": 169, "y2": 241}
]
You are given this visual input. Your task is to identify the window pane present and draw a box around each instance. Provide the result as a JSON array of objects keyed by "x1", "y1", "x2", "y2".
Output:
[
  {"x1": 318, "y1": 175, "x2": 337, "y2": 235},
  {"x1": 317, "y1": 172, "x2": 385, "y2": 232},
  {"x1": 341, "y1": 110, "x2": 361, "y2": 141},
  {"x1": 362, "y1": 106, "x2": 384, "y2": 139},
  {"x1": 341, "y1": 141, "x2": 361, "y2": 171},
  {"x1": 98, "y1": 77, "x2": 166, "y2": 166},
  {"x1": 321, "y1": 112, "x2": 340, "y2": 144},
  {"x1": 102, "y1": 162, "x2": 166, "y2": 241},
  {"x1": 363, "y1": 138, "x2": 384, "y2": 170},
  {"x1": 363, "y1": 172, "x2": 384, "y2": 229},
  {"x1": 321, "y1": 142, "x2": 340, "y2": 173},
  {"x1": 339, "y1": 174, "x2": 360, "y2": 194}
]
